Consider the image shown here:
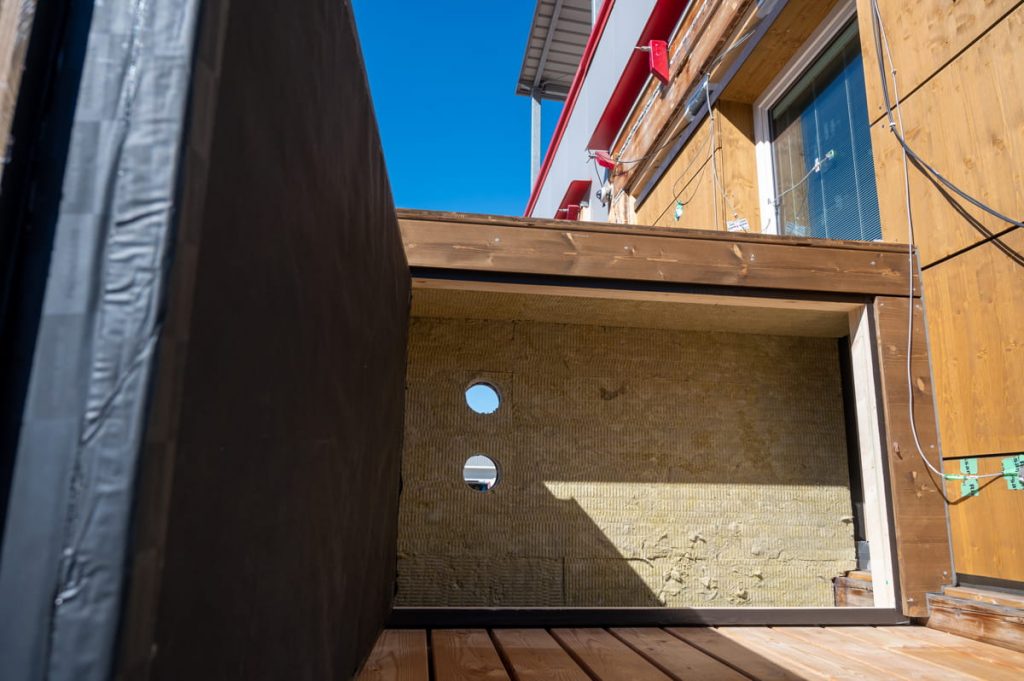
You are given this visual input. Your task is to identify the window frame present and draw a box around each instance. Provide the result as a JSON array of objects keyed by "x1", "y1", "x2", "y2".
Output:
[{"x1": 753, "y1": 0, "x2": 859, "y2": 235}]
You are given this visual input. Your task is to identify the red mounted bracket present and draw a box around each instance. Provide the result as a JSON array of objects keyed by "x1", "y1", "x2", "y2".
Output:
[
  {"x1": 636, "y1": 40, "x2": 670, "y2": 84},
  {"x1": 593, "y1": 150, "x2": 616, "y2": 169}
]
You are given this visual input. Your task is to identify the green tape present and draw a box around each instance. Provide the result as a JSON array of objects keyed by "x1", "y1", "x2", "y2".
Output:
[
  {"x1": 1003, "y1": 455, "x2": 1024, "y2": 491},
  {"x1": 960, "y1": 458, "x2": 978, "y2": 476},
  {"x1": 961, "y1": 479, "x2": 980, "y2": 497}
]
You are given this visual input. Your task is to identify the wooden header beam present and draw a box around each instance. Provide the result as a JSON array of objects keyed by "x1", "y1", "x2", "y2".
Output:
[{"x1": 398, "y1": 209, "x2": 917, "y2": 297}]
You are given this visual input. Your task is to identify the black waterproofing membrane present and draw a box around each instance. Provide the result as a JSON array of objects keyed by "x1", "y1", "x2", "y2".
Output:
[{"x1": 0, "y1": 1, "x2": 201, "y2": 679}]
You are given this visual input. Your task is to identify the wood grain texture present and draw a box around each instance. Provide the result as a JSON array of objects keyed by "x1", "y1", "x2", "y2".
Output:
[
  {"x1": 872, "y1": 296, "x2": 953, "y2": 617},
  {"x1": 635, "y1": 101, "x2": 759, "y2": 233},
  {"x1": 397, "y1": 209, "x2": 911, "y2": 251},
  {"x1": 665, "y1": 628, "x2": 805, "y2": 681},
  {"x1": 432, "y1": 630, "x2": 512, "y2": 681},
  {"x1": 491, "y1": 629, "x2": 590, "y2": 681},
  {"x1": 867, "y1": 6, "x2": 1024, "y2": 260},
  {"x1": 832, "y1": 625, "x2": 1011, "y2": 679},
  {"x1": 927, "y1": 593, "x2": 1024, "y2": 654},
  {"x1": 878, "y1": 624, "x2": 1024, "y2": 679},
  {"x1": 611, "y1": 628, "x2": 747, "y2": 680},
  {"x1": 783, "y1": 626, "x2": 973, "y2": 680},
  {"x1": 358, "y1": 630, "x2": 429, "y2": 681},
  {"x1": 551, "y1": 628, "x2": 671, "y2": 681},
  {"x1": 923, "y1": 230, "x2": 1024, "y2": 460},
  {"x1": 943, "y1": 456, "x2": 1024, "y2": 582},
  {"x1": 855, "y1": 0, "x2": 1020, "y2": 124},
  {"x1": 723, "y1": 0, "x2": 840, "y2": 103},
  {"x1": 714, "y1": 627, "x2": 888, "y2": 680},
  {"x1": 945, "y1": 587, "x2": 1024, "y2": 610},
  {"x1": 399, "y1": 214, "x2": 915, "y2": 297},
  {"x1": 833, "y1": 574, "x2": 874, "y2": 607}
]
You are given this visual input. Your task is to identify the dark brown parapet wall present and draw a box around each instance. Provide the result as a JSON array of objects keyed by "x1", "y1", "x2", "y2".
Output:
[{"x1": 118, "y1": 1, "x2": 410, "y2": 679}]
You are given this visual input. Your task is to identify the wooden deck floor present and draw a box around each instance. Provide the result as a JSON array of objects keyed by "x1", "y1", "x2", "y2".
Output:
[{"x1": 358, "y1": 626, "x2": 1024, "y2": 680}]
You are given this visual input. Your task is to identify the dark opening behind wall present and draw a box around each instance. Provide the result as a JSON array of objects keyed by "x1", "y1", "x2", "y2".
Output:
[{"x1": 118, "y1": 1, "x2": 410, "y2": 679}]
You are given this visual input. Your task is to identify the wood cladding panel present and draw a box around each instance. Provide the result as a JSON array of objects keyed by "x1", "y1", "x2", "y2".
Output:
[
  {"x1": 636, "y1": 117, "x2": 717, "y2": 228},
  {"x1": 399, "y1": 216, "x2": 914, "y2": 297},
  {"x1": 635, "y1": 101, "x2": 760, "y2": 233},
  {"x1": 872, "y1": 297, "x2": 952, "y2": 617},
  {"x1": 943, "y1": 456, "x2": 1024, "y2": 582},
  {"x1": 923, "y1": 230, "x2": 1024, "y2": 459},
  {"x1": 723, "y1": 0, "x2": 839, "y2": 103},
  {"x1": 140, "y1": 2, "x2": 411, "y2": 680},
  {"x1": 867, "y1": 4, "x2": 1024, "y2": 262},
  {"x1": 855, "y1": 0, "x2": 1020, "y2": 125}
]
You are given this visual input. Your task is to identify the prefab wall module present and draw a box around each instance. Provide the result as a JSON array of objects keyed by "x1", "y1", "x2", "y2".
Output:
[
  {"x1": 392, "y1": 210, "x2": 950, "y2": 626},
  {"x1": 0, "y1": 1, "x2": 409, "y2": 680}
]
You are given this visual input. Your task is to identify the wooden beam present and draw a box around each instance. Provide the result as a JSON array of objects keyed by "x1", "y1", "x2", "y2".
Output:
[
  {"x1": 398, "y1": 209, "x2": 912, "y2": 251},
  {"x1": 873, "y1": 297, "x2": 954, "y2": 617},
  {"x1": 399, "y1": 212, "x2": 915, "y2": 297},
  {"x1": 389, "y1": 608, "x2": 908, "y2": 629}
]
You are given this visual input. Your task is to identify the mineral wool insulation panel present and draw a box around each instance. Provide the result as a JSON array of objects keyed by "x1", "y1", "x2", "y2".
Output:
[{"x1": 397, "y1": 292, "x2": 856, "y2": 608}]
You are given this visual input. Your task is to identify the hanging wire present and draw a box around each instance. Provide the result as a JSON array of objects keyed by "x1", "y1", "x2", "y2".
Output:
[
  {"x1": 869, "y1": 0, "x2": 1008, "y2": 495},
  {"x1": 650, "y1": 128, "x2": 716, "y2": 225}
]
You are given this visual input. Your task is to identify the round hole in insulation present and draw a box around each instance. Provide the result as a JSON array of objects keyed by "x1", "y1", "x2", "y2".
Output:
[
  {"x1": 463, "y1": 455, "x2": 499, "y2": 492},
  {"x1": 465, "y1": 382, "x2": 501, "y2": 414}
]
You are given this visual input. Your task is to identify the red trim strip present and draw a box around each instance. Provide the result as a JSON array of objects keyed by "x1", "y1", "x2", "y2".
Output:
[
  {"x1": 588, "y1": 0, "x2": 689, "y2": 154},
  {"x1": 554, "y1": 180, "x2": 593, "y2": 220},
  {"x1": 524, "y1": 0, "x2": 616, "y2": 217}
]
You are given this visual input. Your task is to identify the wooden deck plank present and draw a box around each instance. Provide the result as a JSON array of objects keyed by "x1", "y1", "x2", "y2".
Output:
[
  {"x1": 836, "y1": 626, "x2": 1024, "y2": 680},
  {"x1": 610, "y1": 627, "x2": 748, "y2": 680},
  {"x1": 881, "y1": 625, "x2": 1024, "y2": 672},
  {"x1": 665, "y1": 627, "x2": 805, "y2": 681},
  {"x1": 490, "y1": 629, "x2": 590, "y2": 681},
  {"x1": 782, "y1": 626, "x2": 974, "y2": 680},
  {"x1": 431, "y1": 630, "x2": 512, "y2": 681},
  {"x1": 551, "y1": 628, "x2": 672, "y2": 681},
  {"x1": 357, "y1": 630, "x2": 430, "y2": 681},
  {"x1": 715, "y1": 627, "x2": 884, "y2": 680}
]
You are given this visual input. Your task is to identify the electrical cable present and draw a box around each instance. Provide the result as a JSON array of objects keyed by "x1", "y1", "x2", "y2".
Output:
[
  {"x1": 869, "y1": 0, "x2": 1008, "y2": 495},
  {"x1": 650, "y1": 132, "x2": 715, "y2": 225},
  {"x1": 704, "y1": 80, "x2": 744, "y2": 227}
]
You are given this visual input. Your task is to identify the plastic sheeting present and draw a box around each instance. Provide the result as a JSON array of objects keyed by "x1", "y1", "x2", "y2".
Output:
[{"x1": 0, "y1": 1, "x2": 201, "y2": 679}]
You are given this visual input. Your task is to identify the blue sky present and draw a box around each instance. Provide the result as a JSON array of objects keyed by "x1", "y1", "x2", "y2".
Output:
[{"x1": 352, "y1": 0, "x2": 562, "y2": 216}]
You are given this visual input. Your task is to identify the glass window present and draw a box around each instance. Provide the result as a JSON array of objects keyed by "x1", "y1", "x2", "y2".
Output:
[{"x1": 770, "y1": 20, "x2": 881, "y2": 241}]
